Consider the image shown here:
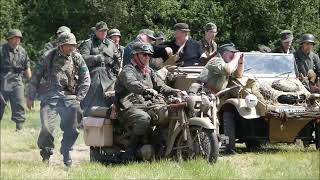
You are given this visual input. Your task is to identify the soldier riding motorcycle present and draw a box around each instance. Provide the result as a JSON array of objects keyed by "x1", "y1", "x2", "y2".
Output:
[{"x1": 84, "y1": 42, "x2": 219, "y2": 163}]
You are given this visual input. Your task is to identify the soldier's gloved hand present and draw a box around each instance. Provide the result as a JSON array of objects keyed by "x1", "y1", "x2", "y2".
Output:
[{"x1": 144, "y1": 88, "x2": 158, "y2": 96}]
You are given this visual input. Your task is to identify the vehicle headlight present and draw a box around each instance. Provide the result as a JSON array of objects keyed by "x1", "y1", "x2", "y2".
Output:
[{"x1": 245, "y1": 94, "x2": 258, "y2": 108}]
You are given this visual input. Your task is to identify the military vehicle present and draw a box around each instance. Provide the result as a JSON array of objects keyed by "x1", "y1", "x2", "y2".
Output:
[
  {"x1": 217, "y1": 53, "x2": 320, "y2": 152},
  {"x1": 83, "y1": 91, "x2": 220, "y2": 164}
]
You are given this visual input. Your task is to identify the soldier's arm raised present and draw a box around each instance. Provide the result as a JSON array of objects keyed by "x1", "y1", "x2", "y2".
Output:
[{"x1": 75, "y1": 56, "x2": 91, "y2": 101}]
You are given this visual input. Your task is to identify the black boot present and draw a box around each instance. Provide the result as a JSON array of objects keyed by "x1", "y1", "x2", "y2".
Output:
[
  {"x1": 60, "y1": 148, "x2": 72, "y2": 167},
  {"x1": 40, "y1": 148, "x2": 53, "y2": 163},
  {"x1": 121, "y1": 135, "x2": 139, "y2": 162},
  {"x1": 15, "y1": 122, "x2": 23, "y2": 131}
]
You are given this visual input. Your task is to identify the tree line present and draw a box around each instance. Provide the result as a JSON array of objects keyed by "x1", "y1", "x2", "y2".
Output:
[{"x1": 1, "y1": 0, "x2": 319, "y2": 63}]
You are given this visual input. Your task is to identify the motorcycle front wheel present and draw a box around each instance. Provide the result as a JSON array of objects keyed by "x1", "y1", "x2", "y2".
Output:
[{"x1": 175, "y1": 126, "x2": 219, "y2": 163}]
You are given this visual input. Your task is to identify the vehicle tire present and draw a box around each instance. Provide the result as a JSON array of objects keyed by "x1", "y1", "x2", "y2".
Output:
[
  {"x1": 223, "y1": 111, "x2": 236, "y2": 154},
  {"x1": 245, "y1": 140, "x2": 266, "y2": 151},
  {"x1": 90, "y1": 146, "x2": 100, "y2": 162},
  {"x1": 302, "y1": 140, "x2": 310, "y2": 148},
  {"x1": 90, "y1": 146, "x2": 122, "y2": 164},
  {"x1": 315, "y1": 123, "x2": 320, "y2": 150},
  {"x1": 175, "y1": 126, "x2": 219, "y2": 163}
]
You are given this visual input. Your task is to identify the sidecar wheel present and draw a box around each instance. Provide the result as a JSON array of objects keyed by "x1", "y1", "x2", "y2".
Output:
[{"x1": 175, "y1": 126, "x2": 219, "y2": 163}]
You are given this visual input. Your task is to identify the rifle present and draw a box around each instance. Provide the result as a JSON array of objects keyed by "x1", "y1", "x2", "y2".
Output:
[{"x1": 200, "y1": 51, "x2": 218, "y2": 66}]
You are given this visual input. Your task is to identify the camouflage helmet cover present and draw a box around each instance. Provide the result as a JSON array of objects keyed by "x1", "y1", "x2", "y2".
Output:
[
  {"x1": 57, "y1": 32, "x2": 77, "y2": 46},
  {"x1": 56, "y1": 26, "x2": 71, "y2": 34},
  {"x1": 6, "y1": 29, "x2": 23, "y2": 40},
  {"x1": 108, "y1": 28, "x2": 121, "y2": 37},
  {"x1": 131, "y1": 42, "x2": 154, "y2": 55}
]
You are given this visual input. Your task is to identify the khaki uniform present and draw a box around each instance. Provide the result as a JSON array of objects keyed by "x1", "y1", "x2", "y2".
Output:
[{"x1": 199, "y1": 57, "x2": 229, "y2": 92}]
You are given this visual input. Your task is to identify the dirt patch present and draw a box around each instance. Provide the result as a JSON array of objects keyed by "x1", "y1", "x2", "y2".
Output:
[{"x1": 1, "y1": 143, "x2": 90, "y2": 166}]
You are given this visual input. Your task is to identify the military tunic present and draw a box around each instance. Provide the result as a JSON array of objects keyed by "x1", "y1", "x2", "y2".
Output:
[
  {"x1": 0, "y1": 43, "x2": 30, "y2": 124},
  {"x1": 26, "y1": 48, "x2": 90, "y2": 155},
  {"x1": 294, "y1": 48, "x2": 320, "y2": 78},
  {"x1": 271, "y1": 45, "x2": 295, "y2": 54},
  {"x1": 78, "y1": 36, "x2": 121, "y2": 115},
  {"x1": 115, "y1": 62, "x2": 176, "y2": 136},
  {"x1": 198, "y1": 57, "x2": 229, "y2": 92},
  {"x1": 199, "y1": 38, "x2": 217, "y2": 57}
]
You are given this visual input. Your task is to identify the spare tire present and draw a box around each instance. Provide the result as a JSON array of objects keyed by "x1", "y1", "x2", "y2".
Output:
[{"x1": 272, "y1": 79, "x2": 299, "y2": 92}]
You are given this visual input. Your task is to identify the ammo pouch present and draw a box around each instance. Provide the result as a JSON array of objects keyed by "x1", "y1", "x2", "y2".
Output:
[{"x1": 119, "y1": 93, "x2": 145, "y2": 109}]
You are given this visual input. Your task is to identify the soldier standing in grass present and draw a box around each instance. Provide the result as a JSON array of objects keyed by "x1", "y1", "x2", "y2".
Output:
[
  {"x1": 0, "y1": 29, "x2": 32, "y2": 131},
  {"x1": 26, "y1": 32, "x2": 90, "y2": 167}
]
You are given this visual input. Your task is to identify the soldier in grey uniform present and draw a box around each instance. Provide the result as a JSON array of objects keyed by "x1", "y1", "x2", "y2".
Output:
[
  {"x1": 115, "y1": 42, "x2": 180, "y2": 160},
  {"x1": 39, "y1": 26, "x2": 71, "y2": 56},
  {"x1": 26, "y1": 32, "x2": 90, "y2": 167},
  {"x1": 78, "y1": 21, "x2": 121, "y2": 116},
  {"x1": 294, "y1": 34, "x2": 320, "y2": 78},
  {"x1": 108, "y1": 28, "x2": 124, "y2": 67},
  {"x1": 0, "y1": 29, "x2": 32, "y2": 131}
]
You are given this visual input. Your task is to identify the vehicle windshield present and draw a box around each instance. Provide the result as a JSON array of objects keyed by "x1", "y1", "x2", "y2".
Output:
[{"x1": 243, "y1": 53, "x2": 297, "y2": 77}]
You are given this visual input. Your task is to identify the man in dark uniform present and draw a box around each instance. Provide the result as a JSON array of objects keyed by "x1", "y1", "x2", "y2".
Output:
[
  {"x1": 0, "y1": 29, "x2": 32, "y2": 131},
  {"x1": 26, "y1": 32, "x2": 90, "y2": 167},
  {"x1": 153, "y1": 23, "x2": 202, "y2": 67},
  {"x1": 271, "y1": 30, "x2": 295, "y2": 54},
  {"x1": 115, "y1": 42, "x2": 180, "y2": 159},
  {"x1": 78, "y1": 21, "x2": 121, "y2": 116}
]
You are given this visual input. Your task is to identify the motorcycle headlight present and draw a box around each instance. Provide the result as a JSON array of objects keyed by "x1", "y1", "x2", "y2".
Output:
[{"x1": 245, "y1": 94, "x2": 258, "y2": 108}]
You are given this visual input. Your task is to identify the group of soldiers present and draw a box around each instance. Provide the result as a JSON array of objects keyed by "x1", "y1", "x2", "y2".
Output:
[{"x1": 1, "y1": 20, "x2": 319, "y2": 166}]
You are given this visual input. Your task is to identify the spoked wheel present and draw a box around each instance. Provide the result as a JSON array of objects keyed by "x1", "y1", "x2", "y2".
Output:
[{"x1": 175, "y1": 126, "x2": 219, "y2": 163}]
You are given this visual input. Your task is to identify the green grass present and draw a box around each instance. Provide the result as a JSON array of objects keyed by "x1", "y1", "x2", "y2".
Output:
[{"x1": 1, "y1": 102, "x2": 319, "y2": 179}]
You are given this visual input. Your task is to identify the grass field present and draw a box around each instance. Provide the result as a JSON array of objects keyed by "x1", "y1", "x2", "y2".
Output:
[{"x1": 1, "y1": 102, "x2": 319, "y2": 179}]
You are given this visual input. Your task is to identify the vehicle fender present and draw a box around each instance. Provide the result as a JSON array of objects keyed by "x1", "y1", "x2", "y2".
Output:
[
  {"x1": 219, "y1": 98, "x2": 262, "y2": 119},
  {"x1": 164, "y1": 117, "x2": 215, "y2": 156}
]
